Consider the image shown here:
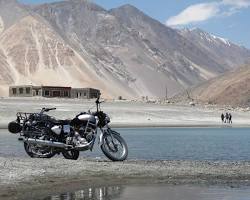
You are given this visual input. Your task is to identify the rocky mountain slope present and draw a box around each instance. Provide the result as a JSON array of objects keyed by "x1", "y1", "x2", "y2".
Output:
[
  {"x1": 188, "y1": 65, "x2": 250, "y2": 107},
  {"x1": 0, "y1": 0, "x2": 249, "y2": 98},
  {"x1": 179, "y1": 28, "x2": 250, "y2": 69}
]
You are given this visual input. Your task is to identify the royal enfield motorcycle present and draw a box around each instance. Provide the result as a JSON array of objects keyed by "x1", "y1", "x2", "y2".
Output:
[{"x1": 8, "y1": 96, "x2": 128, "y2": 161}]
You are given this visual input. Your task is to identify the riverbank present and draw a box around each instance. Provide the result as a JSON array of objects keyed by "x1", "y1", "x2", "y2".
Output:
[
  {"x1": 1, "y1": 157, "x2": 250, "y2": 199},
  {"x1": 0, "y1": 97, "x2": 250, "y2": 129},
  {"x1": 1, "y1": 123, "x2": 249, "y2": 129}
]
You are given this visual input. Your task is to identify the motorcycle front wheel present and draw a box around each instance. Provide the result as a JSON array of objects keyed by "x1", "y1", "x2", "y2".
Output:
[
  {"x1": 101, "y1": 133, "x2": 128, "y2": 161},
  {"x1": 24, "y1": 142, "x2": 56, "y2": 158}
]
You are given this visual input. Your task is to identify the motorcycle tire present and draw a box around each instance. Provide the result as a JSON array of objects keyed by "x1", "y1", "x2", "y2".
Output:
[
  {"x1": 62, "y1": 150, "x2": 80, "y2": 160},
  {"x1": 24, "y1": 142, "x2": 56, "y2": 158},
  {"x1": 101, "y1": 133, "x2": 128, "y2": 161}
]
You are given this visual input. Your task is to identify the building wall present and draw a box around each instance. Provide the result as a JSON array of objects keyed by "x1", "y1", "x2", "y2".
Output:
[
  {"x1": 32, "y1": 86, "x2": 42, "y2": 96},
  {"x1": 71, "y1": 88, "x2": 88, "y2": 99},
  {"x1": 9, "y1": 85, "x2": 100, "y2": 99},
  {"x1": 71, "y1": 88, "x2": 100, "y2": 99},
  {"x1": 9, "y1": 85, "x2": 33, "y2": 97},
  {"x1": 88, "y1": 88, "x2": 100, "y2": 99},
  {"x1": 41, "y1": 86, "x2": 71, "y2": 98}
]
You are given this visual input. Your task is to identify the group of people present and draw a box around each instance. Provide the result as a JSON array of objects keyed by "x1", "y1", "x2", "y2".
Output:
[{"x1": 221, "y1": 112, "x2": 232, "y2": 124}]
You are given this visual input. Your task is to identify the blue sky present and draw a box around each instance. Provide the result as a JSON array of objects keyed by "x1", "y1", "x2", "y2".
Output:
[{"x1": 19, "y1": 0, "x2": 250, "y2": 49}]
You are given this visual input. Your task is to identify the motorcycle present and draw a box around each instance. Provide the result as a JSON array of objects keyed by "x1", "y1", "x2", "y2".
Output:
[{"x1": 8, "y1": 96, "x2": 128, "y2": 161}]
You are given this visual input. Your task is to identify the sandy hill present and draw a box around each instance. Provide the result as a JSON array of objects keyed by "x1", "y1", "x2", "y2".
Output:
[{"x1": 188, "y1": 65, "x2": 250, "y2": 107}]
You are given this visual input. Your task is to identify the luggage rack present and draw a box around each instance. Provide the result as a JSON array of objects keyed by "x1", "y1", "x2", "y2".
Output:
[
  {"x1": 16, "y1": 112, "x2": 49, "y2": 137},
  {"x1": 16, "y1": 112, "x2": 41, "y2": 125}
]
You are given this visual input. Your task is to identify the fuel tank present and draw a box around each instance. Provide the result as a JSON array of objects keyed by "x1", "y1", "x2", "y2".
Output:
[
  {"x1": 71, "y1": 113, "x2": 96, "y2": 127},
  {"x1": 78, "y1": 114, "x2": 96, "y2": 125}
]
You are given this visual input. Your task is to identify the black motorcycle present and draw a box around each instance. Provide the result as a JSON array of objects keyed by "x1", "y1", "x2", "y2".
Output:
[{"x1": 8, "y1": 96, "x2": 128, "y2": 161}]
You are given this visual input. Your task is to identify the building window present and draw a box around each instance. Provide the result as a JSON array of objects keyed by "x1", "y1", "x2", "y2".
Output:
[
  {"x1": 45, "y1": 90, "x2": 50, "y2": 96},
  {"x1": 83, "y1": 92, "x2": 87, "y2": 96},
  {"x1": 12, "y1": 88, "x2": 17, "y2": 95},
  {"x1": 52, "y1": 91, "x2": 60, "y2": 97},
  {"x1": 26, "y1": 88, "x2": 30, "y2": 94},
  {"x1": 19, "y1": 88, "x2": 23, "y2": 94},
  {"x1": 64, "y1": 91, "x2": 69, "y2": 97},
  {"x1": 36, "y1": 90, "x2": 39, "y2": 96}
]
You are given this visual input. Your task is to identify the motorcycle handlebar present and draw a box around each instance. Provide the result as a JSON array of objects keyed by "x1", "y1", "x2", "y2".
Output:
[{"x1": 41, "y1": 108, "x2": 56, "y2": 113}]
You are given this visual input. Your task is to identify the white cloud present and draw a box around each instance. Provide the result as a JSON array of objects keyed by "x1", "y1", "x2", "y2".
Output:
[
  {"x1": 166, "y1": 0, "x2": 250, "y2": 26},
  {"x1": 223, "y1": 0, "x2": 250, "y2": 8},
  {"x1": 221, "y1": 0, "x2": 250, "y2": 16},
  {"x1": 166, "y1": 3, "x2": 220, "y2": 26}
]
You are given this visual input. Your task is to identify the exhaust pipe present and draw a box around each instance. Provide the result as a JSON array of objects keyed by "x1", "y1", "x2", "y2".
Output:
[
  {"x1": 26, "y1": 138, "x2": 71, "y2": 148},
  {"x1": 75, "y1": 141, "x2": 93, "y2": 151}
]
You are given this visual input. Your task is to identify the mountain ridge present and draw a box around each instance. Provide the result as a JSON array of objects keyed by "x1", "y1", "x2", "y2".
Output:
[{"x1": 0, "y1": 0, "x2": 249, "y2": 99}]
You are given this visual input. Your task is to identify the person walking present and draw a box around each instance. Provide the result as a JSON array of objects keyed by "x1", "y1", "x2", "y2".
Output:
[
  {"x1": 229, "y1": 113, "x2": 232, "y2": 124},
  {"x1": 221, "y1": 113, "x2": 224, "y2": 123},
  {"x1": 225, "y1": 112, "x2": 229, "y2": 123}
]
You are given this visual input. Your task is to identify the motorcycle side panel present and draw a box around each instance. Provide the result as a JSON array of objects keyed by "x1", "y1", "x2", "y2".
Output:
[{"x1": 51, "y1": 125, "x2": 62, "y2": 135}]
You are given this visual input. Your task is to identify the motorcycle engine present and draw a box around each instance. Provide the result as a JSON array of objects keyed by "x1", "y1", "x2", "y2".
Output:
[
  {"x1": 64, "y1": 127, "x2": 93, "y2": 147},
  {"x1": 69, "y1": 113, "x2": 97, "y2": 146}
]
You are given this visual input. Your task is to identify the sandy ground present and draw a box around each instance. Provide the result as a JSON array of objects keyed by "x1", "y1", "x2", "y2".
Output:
[
  {"x1": 1, "y1": 157, "x2": 250, "y2": 199},
  {"x1": 0, "y1": 97, "x2": 250, "y2": 128}
]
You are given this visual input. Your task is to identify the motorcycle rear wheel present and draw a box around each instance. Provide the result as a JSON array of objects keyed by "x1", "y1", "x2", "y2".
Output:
[
  {"x1": 101, "y1": 133, "x2": 128, "y2": 161},
  {"x1": 24, "y1": 142, "x2": 56, "y2": 158}
]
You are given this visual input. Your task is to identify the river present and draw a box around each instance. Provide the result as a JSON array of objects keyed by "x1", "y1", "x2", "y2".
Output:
[
  {"x1": 1, "y1": 127, "x2": 250, "y2": 160},
  {"x1": 2, "y1": 127, "x2": 250, "y2": 200}
]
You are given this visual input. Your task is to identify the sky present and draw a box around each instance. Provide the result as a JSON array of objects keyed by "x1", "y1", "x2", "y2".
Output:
[{"x1": 19, "y1": 0, "x2": 250, "y2": 49}]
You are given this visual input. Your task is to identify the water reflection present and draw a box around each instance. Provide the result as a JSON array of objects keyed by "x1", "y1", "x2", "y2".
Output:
[
  {"x1": 42, "y1": 184, "x2": 250, "y2": 200},
  {"x1": 44, "y1": 186, "x2": 124, "y2": 200}
]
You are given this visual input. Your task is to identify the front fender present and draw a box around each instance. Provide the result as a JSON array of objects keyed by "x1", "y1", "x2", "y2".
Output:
[
  {"x1": 99, "y1": 128, "x2": 120, "y2": 146},
  {"x1": 99, "y1": 129, "x2": 105, "y2": 146}
]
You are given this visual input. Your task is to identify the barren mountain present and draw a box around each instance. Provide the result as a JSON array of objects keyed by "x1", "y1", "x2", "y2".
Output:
[
  {"x1": 0, "y1": 0, "x2": 29, "y2": 31},
  {"x1": 0, "y1": 0, "x2": 249, "y2": 98},
  {"x1": 188, "y1": 65, "x2": 250, "y2": 107},
  {"x1": 179, "y1": 28, "x2": 250, "y2": 69},
  {"x1": 0, "y1": 14, "x2": 118, "y2": 97}
]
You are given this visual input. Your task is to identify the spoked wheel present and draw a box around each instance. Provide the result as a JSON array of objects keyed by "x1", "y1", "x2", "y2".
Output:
[
  {"x1": 62, "y1": 150, "x2": 80, "y2": 160},
  {"x1": 24, "y1": 142, "x2": 56, "y2": 158},
  {"x1": 101, "y1": 133, "x2": 128, "y2": 161}
]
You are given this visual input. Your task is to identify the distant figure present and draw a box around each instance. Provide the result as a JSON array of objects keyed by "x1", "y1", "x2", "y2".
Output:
[
  {"x1": 221, "y1": 113, "x2": 224, "y2": 123},
  {"x1": 225, "y1": 112, "x2": 229, "y2": 123},
  {"x1": 229, "y1": 113, "x2": 232, "y2": 124}
]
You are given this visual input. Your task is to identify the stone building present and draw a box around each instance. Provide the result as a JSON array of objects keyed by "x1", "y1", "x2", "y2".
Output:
[
  {"x1": 9, "y1": 85, "x2": 34, "y2": 97},
  {"x1": 41, "y1": 86, "x2": 71, "y2": 98},
  {"x1": 71, "y1": 88, "x2": 100, "y2": 99},
  {"x1": 9, "y1": 85, "x2": 100, "y2": 99}
]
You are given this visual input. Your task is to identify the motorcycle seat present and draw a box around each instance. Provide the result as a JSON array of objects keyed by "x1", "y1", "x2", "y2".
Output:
[{"x1": 53, "y1": 119, "x2": 71, "y2": 125}]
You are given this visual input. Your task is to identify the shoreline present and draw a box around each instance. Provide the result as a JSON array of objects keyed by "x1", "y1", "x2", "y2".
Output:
[
  {"x1": 1, "y1": 122, "x2": 250, "y2": 130},
  {"x1": 1, "y1": 158, "x2": 250, "y2": 199},
  {"x1": 1, "y1": 98, "x2": 250, "y2": 130}
]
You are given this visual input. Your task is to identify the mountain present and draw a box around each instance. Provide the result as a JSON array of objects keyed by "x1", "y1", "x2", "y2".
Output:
[
  {"x1": 179, "y1": 28, "x2": 250, "y2": 69},
  {"x1": 0, "y1": 0, "x2": 29, "y2": 31},
  {"x1": 0, "y1": 0, "x2": 250, "y2": 98},
  {"x1": 187, "y1": 65, "x2": 250, "y2": 107}
]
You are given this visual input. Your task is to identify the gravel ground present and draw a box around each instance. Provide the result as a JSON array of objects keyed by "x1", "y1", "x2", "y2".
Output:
[{"x1": 1, "y1": 157, "x2": 250, "y2": 199}]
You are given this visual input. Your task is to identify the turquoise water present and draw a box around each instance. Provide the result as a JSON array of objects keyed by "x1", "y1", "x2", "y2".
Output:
[{"x1": 1, "y1": 128, "x2": 250, "y2": 160}]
